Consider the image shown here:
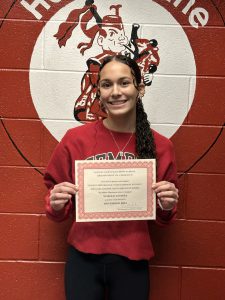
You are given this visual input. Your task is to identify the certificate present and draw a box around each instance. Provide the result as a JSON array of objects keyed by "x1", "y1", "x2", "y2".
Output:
[{"x1": 75, "y1": 159, "x2": 156, "y2": 222}]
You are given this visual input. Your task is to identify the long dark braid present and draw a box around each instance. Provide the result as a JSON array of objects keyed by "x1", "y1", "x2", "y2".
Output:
[
  {"x1": 136, "y1": 98, "x2": 156, "y2": 159},
  {"x1": 99, "y1": 54, "x2": 156, "y2": 159}
]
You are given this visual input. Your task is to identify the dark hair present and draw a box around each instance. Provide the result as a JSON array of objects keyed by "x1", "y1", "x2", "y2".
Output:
[{"x1": 99, "y1": 54, "x2": 156, "y2": 159}]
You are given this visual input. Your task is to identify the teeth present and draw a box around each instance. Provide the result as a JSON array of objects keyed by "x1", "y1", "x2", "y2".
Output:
[{"x1": 109, "y1": 100, "x2": 126, "y2": 105}]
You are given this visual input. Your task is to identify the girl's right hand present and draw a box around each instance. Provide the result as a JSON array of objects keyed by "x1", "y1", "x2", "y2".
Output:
[{"x1": 49, "y1": 182, "x2": 78, "y2": 211}]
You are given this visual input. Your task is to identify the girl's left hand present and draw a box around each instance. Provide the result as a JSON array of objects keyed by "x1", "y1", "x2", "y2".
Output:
[{"x1": 152, "y1": 181, "x2": 179, "y2": 211}]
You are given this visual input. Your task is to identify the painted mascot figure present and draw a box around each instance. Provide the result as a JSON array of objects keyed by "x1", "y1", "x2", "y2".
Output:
[{"x1": 54, "y1": 0, "x2": 160, "y2": 122}]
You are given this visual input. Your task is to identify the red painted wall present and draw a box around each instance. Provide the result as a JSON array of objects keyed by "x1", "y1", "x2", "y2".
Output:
[{"x1": 0, "y1": 1, "x2": 225, "y2": 299}]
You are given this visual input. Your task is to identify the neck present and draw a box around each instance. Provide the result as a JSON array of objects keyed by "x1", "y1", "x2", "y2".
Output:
[{"x1": 103, "y1": 116, "x2": 136, "y2": 133}]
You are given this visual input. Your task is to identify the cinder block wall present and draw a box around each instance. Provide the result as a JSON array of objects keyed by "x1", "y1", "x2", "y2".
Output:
[{"x1": 0, "y1": 1, "x2": 224, "y2": 299}]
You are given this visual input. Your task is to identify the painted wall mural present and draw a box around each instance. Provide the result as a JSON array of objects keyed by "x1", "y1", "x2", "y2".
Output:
[
  {"x1": 0, "y1": 0, "x2": 225, "y2": 299},
  {"x1": 1, "y1": 0, "x2": 224, "y2": 176}
]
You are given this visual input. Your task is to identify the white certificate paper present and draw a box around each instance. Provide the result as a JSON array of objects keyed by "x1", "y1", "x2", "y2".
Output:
[{"x1": 75, "y1": 159, "x2": 156, "y2": 222}]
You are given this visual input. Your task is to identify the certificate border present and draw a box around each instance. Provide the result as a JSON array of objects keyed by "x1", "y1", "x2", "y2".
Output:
[{"x1": 75, "y1": 160, "x2": 156, "y2": 222}]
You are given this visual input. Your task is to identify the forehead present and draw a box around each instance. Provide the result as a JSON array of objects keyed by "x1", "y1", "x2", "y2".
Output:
[
  {"x1": 105, "y1": 27, "x2": 123, "y2": 34},
  {"x1": 100, "y1": 61, "x2": 133, "y2": 80}
]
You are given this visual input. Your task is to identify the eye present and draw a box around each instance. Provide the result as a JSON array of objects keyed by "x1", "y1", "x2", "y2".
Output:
[
  {"x1": 100, "y1": 81, "x2": 111, "y2": 89},
  {"x1": 121, "y1": 80, "x2": 131, "y2": 87}
]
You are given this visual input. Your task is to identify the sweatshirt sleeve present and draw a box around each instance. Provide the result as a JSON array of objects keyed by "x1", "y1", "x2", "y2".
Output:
[
  {"x1": 44, "y1": 133, "x2": 75, "y2": 222},
  {"x1": 155, "y1": 136, "x2": 178, "y2": 226}
]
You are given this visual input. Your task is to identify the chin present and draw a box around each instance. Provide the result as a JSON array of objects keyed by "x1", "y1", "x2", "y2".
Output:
[
  {"x1": 112, "y1": 46, "x2": 124, "y2": 53},
  {"x1": 108, "y1": 109, "x2": 134, "y2": 118}
]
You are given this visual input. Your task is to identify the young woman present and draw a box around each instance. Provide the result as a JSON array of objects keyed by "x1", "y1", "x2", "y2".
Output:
[{"x1": 44, "y1": 55, "x2": 179, "y2": 300}]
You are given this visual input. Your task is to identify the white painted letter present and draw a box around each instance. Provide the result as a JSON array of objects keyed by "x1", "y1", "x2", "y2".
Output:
[
  {"x1": 20, "y1": 0, "x2": 50, "y2": 20},
  {"x1": 189, "y1": 7, "x2": 209, "y2": 28},
  {"x1": 182, "y1": 0, "x2": 195, "y2": 14},
  {"x1": 173, "y1": 0, "x2": 183, "y2": 7}
]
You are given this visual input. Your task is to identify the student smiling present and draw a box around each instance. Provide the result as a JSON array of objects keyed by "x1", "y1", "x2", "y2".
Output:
[{"x1": 44, "y1": 54, "x2": 179, "y2": 300}]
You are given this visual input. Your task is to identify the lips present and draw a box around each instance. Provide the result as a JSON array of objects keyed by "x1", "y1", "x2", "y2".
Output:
[{"x1": 108, "y1": 100, "x2": 127, "y2": 105}]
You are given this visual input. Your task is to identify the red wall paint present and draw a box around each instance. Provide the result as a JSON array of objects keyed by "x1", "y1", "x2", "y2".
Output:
[{"x1": 0, "y1": 1, "x2": 225, "y2": 299}]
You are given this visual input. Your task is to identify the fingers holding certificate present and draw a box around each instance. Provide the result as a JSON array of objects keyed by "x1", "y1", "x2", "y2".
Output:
[{"x1": 75, "y1": 159, "x2": 156, "y2": 222}]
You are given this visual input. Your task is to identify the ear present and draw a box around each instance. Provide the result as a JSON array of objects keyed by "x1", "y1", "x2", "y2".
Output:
[
  {"x1": 138, "y1": 83, "x2": 145, "y2": 98},
  {"x1": 97, "y1": 36, "x2": 103, "y2": 46}
]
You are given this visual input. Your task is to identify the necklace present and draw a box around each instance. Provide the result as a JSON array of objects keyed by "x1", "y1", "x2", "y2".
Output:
[{"x1": 108, "y1": 129, "x2": 134, "y2": 154}]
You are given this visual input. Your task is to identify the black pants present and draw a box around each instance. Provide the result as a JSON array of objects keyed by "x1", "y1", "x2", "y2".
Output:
[{"x1": 65, "y1": 246, "x2": 149, "y2": 300}]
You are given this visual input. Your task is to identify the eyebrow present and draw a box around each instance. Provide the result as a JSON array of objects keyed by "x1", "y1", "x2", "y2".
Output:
[
  {"x1": 108, "y1": 29, "x2": 118, "y2": 34},
  {"x1": 99, "y1": 77, "x2": 132, "y2": 82}
]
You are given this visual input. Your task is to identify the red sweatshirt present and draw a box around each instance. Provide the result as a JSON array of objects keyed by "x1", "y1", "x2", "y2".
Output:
[{"x1": 44, "y1": 120, "x2": 177, "y2": 260}]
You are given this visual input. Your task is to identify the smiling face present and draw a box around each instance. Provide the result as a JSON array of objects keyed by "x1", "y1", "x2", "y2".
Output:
[
  {"x1": 98, "y1": 27, "x2": 128, "y2": 53},
  {"x1": 98, "y1": 60, "x2": 145, "y2": 124}
]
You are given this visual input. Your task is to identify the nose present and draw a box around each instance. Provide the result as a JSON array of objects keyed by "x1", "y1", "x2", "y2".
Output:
[
  {"x1": 111, "y1": 84, "x2": 121, "y2": 97},
  {"x1": 119, "y1": 35, "x2": 125, "y2": 41}
]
